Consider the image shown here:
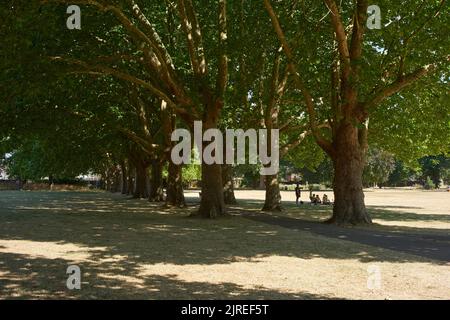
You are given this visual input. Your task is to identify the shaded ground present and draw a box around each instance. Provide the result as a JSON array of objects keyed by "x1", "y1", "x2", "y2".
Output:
[
  {"x1": 0, "y1": 191, "x2": 449, "y2": 299},
  {"x1": 203, "y1": 189, "x2": 450, "y2": 263},
  {"x1": 243, "y1": 213, "x2": 450, "y2": 262},
  {"x1": 206, "y1": 189, "x2": 450, "y2": 232}
]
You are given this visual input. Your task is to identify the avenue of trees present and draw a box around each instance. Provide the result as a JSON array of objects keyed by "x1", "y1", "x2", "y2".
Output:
[{"x1": 1, "y1": 0, "x2": 449, "y2": 224}]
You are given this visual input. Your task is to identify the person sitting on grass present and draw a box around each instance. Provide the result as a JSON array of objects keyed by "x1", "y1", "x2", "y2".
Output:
[
  {"x1": 310, "y1": 193, "x2": 316, "y2": 204},
  {"x1": 315, "y1": 194, "x2": 322, "y2": 205},
  {"x1": 322, "y1": 194, "x2": 331, "y2": 205}
]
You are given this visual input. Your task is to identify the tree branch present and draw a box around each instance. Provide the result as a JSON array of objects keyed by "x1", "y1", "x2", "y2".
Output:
[
  {"x1": 177, "y1": 0, "x2": 205, "y2": 77},
  {"x1": 215, "y1": 0, "x2": 228, "y2": 98},
  {"x1": 264, "y1": 0, "x2": 333, "y2": 155},
  {"x1": 51, "y1": 56, "x2": 198, "y2": 121},
  {"x1": 364, "y1": 63, "x2": 437, "y2": 110},
  {"x1": 324, "y1": 0, "x2": 351, "y2": 86}
]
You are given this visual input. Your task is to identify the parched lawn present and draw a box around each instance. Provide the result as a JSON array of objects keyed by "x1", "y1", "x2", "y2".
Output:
[
  {"x1": 0, "y1": 190, "x2": 449, "y2": 299},
  {"x1": 224, "y1": 189, "x2": 450, "y2": 234}
]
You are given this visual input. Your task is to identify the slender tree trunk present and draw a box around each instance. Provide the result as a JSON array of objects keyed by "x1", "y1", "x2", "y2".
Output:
[
  {"x1": 160, "y1": 99, "x2": 185, "y2": 207},
  {"x1": 262, "y1": 173, "x2": 282, "y2": 211},
  {"x1": 127, "y1": 164, "x2": 134, "y2": 195},
  {"x1": 17, "y1": 177, "x2": 24, "y2": 190},
  {"x1": 149, "y1": 160, "x2": 165, "y2": 202},
  {"x1": 112, "y1": 166, "x2": 121, "y2": 193},
  {"x1": 222, "y1": 164, "x2": 237, "y2": 205},
  {"x1": 327, "y1": 123, "x2": 371, "y2": 224},
  {"x1": 134, "y1": 161, "x2": 149, "y2": 199},
  {"x1": 120, "y1": 161, "x2": 128, "y2": 194},
  {"x1": 166, "y1": 161, "x2": 186, "y2": 207},
  {"x1": 104, "y1": 169, "x2": 112, "y2": 192}
]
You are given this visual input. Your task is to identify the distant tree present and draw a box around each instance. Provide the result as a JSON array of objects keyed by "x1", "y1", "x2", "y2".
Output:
[
  {"x1": 182, "y1": 164, "x2": 201, "y2": 188},
  {"x1": 363, "y1": 148, "x2": 396, "y2": 187},
  {"x1": 387, "y1": 161, "x2": 420, "y2": 187},
  {"x1": 419, "y1": 155, "x2": 450, "y2": 188},
  {"x1": 300, "y1": 157, "x2": 334, "y2": 188},
  {"x1": 234, "y1": 164, "x2": 261, "y2": 189}
]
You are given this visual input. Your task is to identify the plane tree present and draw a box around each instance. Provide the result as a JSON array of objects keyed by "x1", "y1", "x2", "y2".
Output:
[
  {"x1": 38, "y1": 0, "x2": 231, "y2": 217},
  {"x1": 264, "y1": 0, "x2": 449, "y2": 223}
]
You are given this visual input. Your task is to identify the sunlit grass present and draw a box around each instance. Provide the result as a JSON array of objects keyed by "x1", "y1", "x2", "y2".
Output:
[{"x1": 0, "y1": 191, "x2": 449, "y2": 299}]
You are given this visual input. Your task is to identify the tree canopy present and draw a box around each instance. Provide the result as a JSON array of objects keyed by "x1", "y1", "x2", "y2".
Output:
[{"x1": 1, "y1": 0, "x2": 448, "y2": 224}]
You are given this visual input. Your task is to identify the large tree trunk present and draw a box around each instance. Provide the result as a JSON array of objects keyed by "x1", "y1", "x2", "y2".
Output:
[
  {"x1": 222, "y1": 164, "x2": 237, "y2": 205},
  {"x1": 166, "y1": 161, "x2": 186, "y2": 207},
  {"x1": 196, "y1": 107, "x2": 226, "y2": 218},
  {"x1": 328, "y1": 123, "x2": 371, "y2": 224},
  {"x1": 198, "y1": 162, "x2": 226, "y2": 218},
  {"x1": 149, "y1": 160, "x2": 165, "y2": 202},
  {"x1": 262, "y1": 173, "x2": 282, "y2": 211},
  {"x1": 133, "y1": 161, "x2": 149, "y2": 199}
]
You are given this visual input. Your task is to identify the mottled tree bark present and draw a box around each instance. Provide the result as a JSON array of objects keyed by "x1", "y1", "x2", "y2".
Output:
[
  {"x1": 222, "y1": 164, "x2": 237, "y2": 205},
  {"x1": 196, "y1": 103, "x2": 226, "y2": 218},
  {"x1": 149, "y1": 160, "x2": 165, "y2": 202},
  {"x1": 262, "y1": 173, "x2": 282, "y2": 211},
  {"x1": 127, "y1": 164, "x2": 135, "y2": 196},
  {"x1": 327, "y1": 122, "x2": 371, "y2": 224},
  {"x1": 120, "y1": 161, "x2": 128, "y2": 194},
  {"x1": 133, "y1": 161, "x2": 149, "y2": 199},
  {"x1": 166, "y1": 161, "x2": 186, "y2": 207},
  {"x1": 198, "y1": 161, "x2": 226, "y2": 218}
]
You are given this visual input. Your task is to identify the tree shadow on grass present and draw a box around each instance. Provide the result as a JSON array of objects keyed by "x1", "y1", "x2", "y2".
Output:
[
  {"x1": 236, "y1": 197, "x2": 450, "y2": 227},
  {"x1": 0, "y1": 191, "x2": 448, "y2": 299},
  {"x1": 1, "y1": 192, "x2": 447, "y2": 264},
  {"x1": 368, "y1": 207, "x2": 450, "y2": 223},
  {"x1": 0, "y1": 252, "x2": 331, "y2": 299},
  {"x1": 229, "y1": 198, "x2": 450, "y2": 262}
]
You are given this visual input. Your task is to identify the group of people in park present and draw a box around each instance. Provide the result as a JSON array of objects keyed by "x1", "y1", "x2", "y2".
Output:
[
  {"x1": 309, "y1": 193, "x2": 331, "y2": 205},
  {"x1": 294, "y1": 183, "x2": 332, "y2": 206}
]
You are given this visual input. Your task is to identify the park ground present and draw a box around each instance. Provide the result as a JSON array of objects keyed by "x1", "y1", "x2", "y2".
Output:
[{"x1": 0, "y1": 189, "x2": 449, "y2": 299}]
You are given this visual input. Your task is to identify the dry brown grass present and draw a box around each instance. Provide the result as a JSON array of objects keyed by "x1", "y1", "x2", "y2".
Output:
[
  {"x1": 216, "y1": 189, "x2": 450, "y2": 235},
  {"x1": 0, "y1": 190, "x2": 449, "y2": 299}
]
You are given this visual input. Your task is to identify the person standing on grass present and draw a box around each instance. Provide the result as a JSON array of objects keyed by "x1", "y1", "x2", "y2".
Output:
[{"x1": 295, "y1": 183, "x2": 302, "y2": 206}]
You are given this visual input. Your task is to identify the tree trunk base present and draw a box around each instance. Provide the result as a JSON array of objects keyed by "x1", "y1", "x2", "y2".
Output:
[
  {"x1": 222, "y1": 164, "x2": 237, "y2": 205},
  {"x1": 149, "y1": 161, "x2": 164, "y2": 202},
  {"x1": 325, "y1": 195, "x2": 372, "y2": 225},
  {"x1": 324, "y1": 214, "x2": 372, "y2": 226},
  {"x1": 189, "y1": 210, "x2": 231, "y2": 219},
  {"x1": 149, "y1": 195, "x2": 165, "y2": 202},
  {"x1": 166, "y1": 162, "x2": 186, "y2": 207},
  {"x1": 261, "y1": 174, "x2": 282, "y2": 212},
  {"x1": 197, "y1": 163, "x2": 226, "y2": 219},
  {"x1": 261, "y1": 204, "x2": 283, "y2": 212}
]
